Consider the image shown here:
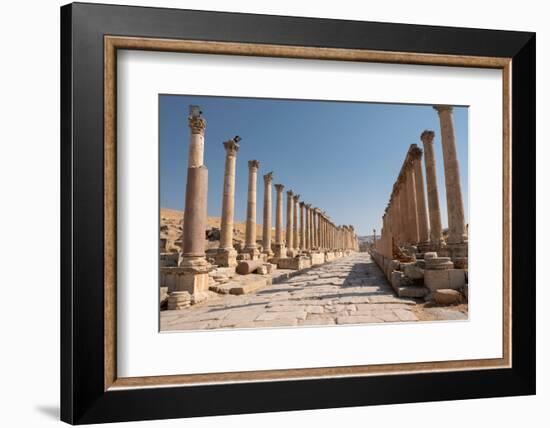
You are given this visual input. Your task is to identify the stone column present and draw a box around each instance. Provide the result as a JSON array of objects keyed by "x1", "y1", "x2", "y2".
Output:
[
  {"x1": 274, "y1": 184, "x2": 286, "y2": 258},
  {"x1": 207, "y1": 137, "x2": 239, "y2": 267},
  {"x1": 405, "y1": 164, "x2": 420, "y2": 244},
  {"x1": 262, "y1": 171, "x2": 274, "y2": 256},
  {"x1": 309, "y1": 206, "x2": 314, "y2": 249},
  {"x1": 421, "y1": 130, "x2": 443, "y2": 246},
  {"x1": 305, "y1": 204, "x2": 312, "y2": 250},
  {"x1": 168, "y1": 108, "x2": 210, "y2": 309},
  {"x1": 293, "y1": 194, "x2": 300, "y2": 252},
  {"x1": 244, "y1": 160, "x2": 260, "y2": 259},
  {"x1": 411, "y1": 146, "x2": 430, "y2": 245},
  {"x1": 315, "y1": 209, "x2": 321, "y2": 250},
  {"x1": 299, "y1": 202, "x2": 306, "y2": 251},
  {"x1": 434, "y1": 106, "x2": 467, "y2": 244},
  {"x1": 399, "y1": 178, "x2": 410, "y2": 243},
  {"x1": 286, "y1": 190, "x2": 295, "y2": 256}
]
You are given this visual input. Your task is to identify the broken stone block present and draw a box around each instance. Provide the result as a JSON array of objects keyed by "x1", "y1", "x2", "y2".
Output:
[
  {"x1": 424, "y1": 269, "x2": 466, "y2": 291},
  {"x1": 397, "y1": 286, "x2": 428, "y2": 298},
  {"x1": 167, "y1": 291, "x2": 191, "y2": 310},
  {"x1": 391, "y1": 270, "x2": 404, "y2": 291},
  {"x1": 403, "y1": 263, "x2": 424, "y2": 280},
  {"x1": 277, "y1": 256, "x2": 311, "y2": 270},
  {"x1": 309, "y1": 252, "x2": 325, "y2": 266},
  {"x1": 256, "y1": 265, "x2": 269, "y2": 275},
  {"x1": 433, "y1": 289, "x2": 464, "y2": 305}
]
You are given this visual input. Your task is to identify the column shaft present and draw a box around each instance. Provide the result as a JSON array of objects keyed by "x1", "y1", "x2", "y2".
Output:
[
  {"x1": 245, "y1": 160, "x2": 260, "y2": 250},
  {"x1": 435, "y1": 106, "x2": 466, "y2": 244}
]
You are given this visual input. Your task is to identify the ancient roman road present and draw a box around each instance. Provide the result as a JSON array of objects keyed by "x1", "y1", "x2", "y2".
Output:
[{"x1": 160, "y1": 252, "x2": 467, "y2": 331}]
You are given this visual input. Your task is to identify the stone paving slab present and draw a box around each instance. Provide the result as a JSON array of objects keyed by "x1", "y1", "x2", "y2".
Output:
[{"x1": 160, "y1": 253, "x2": 467, "y2": 331}]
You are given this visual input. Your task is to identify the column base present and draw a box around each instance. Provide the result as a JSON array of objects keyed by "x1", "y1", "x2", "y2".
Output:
[
  {"x1": 165, "y1": 257, "x2": 212, "y2": 308},
  {"x1": 242, "y1": 246, "x2": 261, "y2": 260},
  {"x1": 286, "y1": 248, "x2": 299, "y2": 258},
  {"x1": 446, "y1": 242, "x2": 468, "y2": 268},
  {"x1": 274, "y1": 244, "x2": 287, "y2": 258},
  {"x1": 205, "y1": 248, "x2": 238, "y2": 267}
]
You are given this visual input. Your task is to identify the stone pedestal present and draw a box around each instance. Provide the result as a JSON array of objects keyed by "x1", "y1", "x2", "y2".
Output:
[
  {"x1": 166, "y1": 258, "x2": 212, "y2": 306},
  {"x1": 446, "y1": 242, "x2": 468, "y2": 268},
  {"x1": 423, "y1": 255, "x2": 465, "y2": 291},
  {"x1": 206, "y1": 247, "x2": 237, "y2": 268},
  {"x1": 277, "y1": 256, "x2": 311, "y2": 270},
  {"x1": 310, "y1": 252, "x2": 325, "y2": 266}
]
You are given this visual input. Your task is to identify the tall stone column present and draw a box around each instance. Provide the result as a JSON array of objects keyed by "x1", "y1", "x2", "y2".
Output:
[
  {"x1": 405, "y1": 164, "x2": 420, "y2": 244},
  {"x1": 299, "y1": 202, "x2": 306, "y2": 251},
  {"x1": 421, "y1": 130, "x2": 443, "y2": 246},
  {"x1": 399, "y1": 178, "x2": 410, "y2": 243},
  {"x1": 434, "y1": 106, "x2": 467, "y2": 245},
  {"x1": 207, "y1": 136, "x2": 239, "y2": 267},
  {"x1": 262, "y1": 171, "x2": 274, "y2": 256},
  {"x1": 309, "y1": 206, "x2": 314, "y2": 249},
  {"x1": 305, "y1": 204, "x2": 312, "y2": 250},
  {"x1": 315, "y1": 209, "x2": 321, "y2": 250},
  {"x1": 293, "y1": 194, "x2": 300, "y2": 252},
  {"x1": 168, "y1": 107, "x2": 210, "y2": 309},
  {"x1": 274, "y1": 184, "x2": 286, "y2": 258},
  {"x1": 286, "y1": 190, "x2": 295, "y2": 256},
  {"x1": 411, "y1": 146, "x2": 430, "y2": 245},
  {"x1": 244, "y1": 160, "x2": 260, "y2": 259}
]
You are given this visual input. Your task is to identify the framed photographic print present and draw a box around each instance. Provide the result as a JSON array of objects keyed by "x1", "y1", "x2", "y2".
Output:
[{"x1": 60, "y1": 2, "x2": 536, "y2": 424}]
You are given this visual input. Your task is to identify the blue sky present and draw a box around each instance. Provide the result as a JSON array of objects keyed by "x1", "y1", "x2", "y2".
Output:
[{"x1": 160, "y1": 95, "x2": 468, "y2": 236}]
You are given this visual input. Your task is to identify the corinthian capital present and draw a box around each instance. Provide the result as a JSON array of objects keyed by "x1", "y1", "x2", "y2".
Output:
[
  {"x1": 188, "y1": 116, "x2": 206, "y2": 135},
  {"x1": 223, "y1": 138, "x2": 240, "y2": 155},
  {"x1": 274, "y1": 183, "x2": 284, "y2": 192},
  {"x1": 433, "y1": 105, "x2": 453, "y2": 115},
  {"x1": 410, "y1": 145, "x2": 423, "y2": 160},
  {"x1": 248, "y1": 160, "x2": 260, "y2": 170},
  {"x1": 420, "y1": 130, "x2": 435, "y2": 144},
  {"x1": 263, "y1": 171, "x2": 274, "y2": 183}
]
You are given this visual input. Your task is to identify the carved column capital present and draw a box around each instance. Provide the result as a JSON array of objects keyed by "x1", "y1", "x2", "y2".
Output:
[
  {"x1": 188, "y1": 116, "x2": 206, "y2": 135},
  {"x1": 434, "y1": 105, "x2": 453, "y2": 115},
  {"x1": 248, "y1": 159, "x2": 260, "y2": 170},
  {"x1": 410, "y1": 146, "x2": 423, "y2": 160},
  {"x1": 420, "y1": 130, "x2": 435, "y2": 144},
  {"x1": 223, "y1": 139, "x2": 240, "y2": 155},
  {"x1": 274, "y1": 183, "x2": 284, "y2": 192},
  {"x1": 263, "y1": 171, "x2": 273, "y2": 183}
]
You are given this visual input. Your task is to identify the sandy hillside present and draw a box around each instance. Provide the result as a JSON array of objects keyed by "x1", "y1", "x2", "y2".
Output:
[{"x1": 160, "y1": 208, "x2": 267, "y2": 252}]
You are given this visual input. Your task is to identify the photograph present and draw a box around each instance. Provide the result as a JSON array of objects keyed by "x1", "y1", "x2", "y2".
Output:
[{"x1": 159, "y1": 95, "x2": 469, "y2": 331}]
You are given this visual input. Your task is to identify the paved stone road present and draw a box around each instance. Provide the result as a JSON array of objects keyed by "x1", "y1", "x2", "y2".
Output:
[{"x1": 161, "y1": 252, "x2": 466, "y2": 331}]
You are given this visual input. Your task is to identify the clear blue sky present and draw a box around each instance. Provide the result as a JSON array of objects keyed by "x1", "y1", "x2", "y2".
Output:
[{"x1": 160, "y1": 95, "x2": 468, "y2": 236}]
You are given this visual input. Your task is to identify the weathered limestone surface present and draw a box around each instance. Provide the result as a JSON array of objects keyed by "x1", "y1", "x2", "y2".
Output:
[
  {"x1": 421, "y1": 130, "x2": 443, "y2": 246},
  {"x1": 244, "y1": 160, "x2": 260, "y2": 258},
  {"x1": 262, "y1": 172, "x2": 274, "y2": 256},
  {"x1": 434, "y1": 106, "x2": 467, "y2": 245},
  {"x1": 161, "y1": 253, "x2": 434, "y2": 331},
  {"x1": 274, "y1": 184, "x2": 286, "y2": 258}
]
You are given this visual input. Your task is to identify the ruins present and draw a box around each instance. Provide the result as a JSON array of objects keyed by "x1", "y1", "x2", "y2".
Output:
[
  {"x1": 372, "y1": 105, "x2": 468, "y2": 303},
  {"x1": 160, "y1": 104, "x2": 468, "y2": 329}
]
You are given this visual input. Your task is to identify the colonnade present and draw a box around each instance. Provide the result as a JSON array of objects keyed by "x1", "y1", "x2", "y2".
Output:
[{"x1": 376, "y1": 105, "x2": 467, "y2": 261}]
